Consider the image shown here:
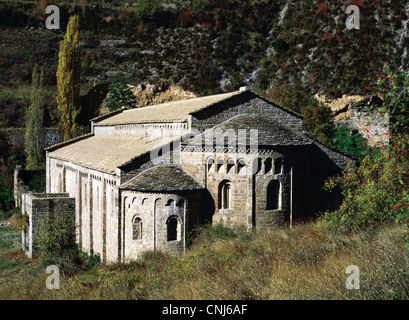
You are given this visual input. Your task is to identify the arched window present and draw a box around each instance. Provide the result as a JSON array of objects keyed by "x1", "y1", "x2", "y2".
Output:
[
  {"x1": 274, "y1": 159, "x2": 282, "y2": 174},
  {"x1": 219, "y1": 180, "x2": 232, "y2": 209},
  {"x1": 227, "y1": 159, "x2": 235, "y2": 174},
  {"x1": 132, "y1": 217, "x2": 142, "y2": 240},
  {"x1": 217, "y1": 158, "x2": 225, "y2": 173},
  {"x1": 166, "y1": 199, "x2": 175, "y2": 207},
  {"x1": 266, "y1": 180, "x2": 280, "y2": 210},
  {"x1": 167, "y1": 216, "x2": 178, "y2": 241},
  {"x1": 237, "y1": 159, "x2": 246, "y2": 175},
  {"x1": 264, "y1": 158, "x2": 272, "y2": 174},
  {"x1": 252, "y1": 157, "x2": 262, "y2": 175},
  {"x1": 207, "y1": 157, "x2": 215, "y2": 173}
]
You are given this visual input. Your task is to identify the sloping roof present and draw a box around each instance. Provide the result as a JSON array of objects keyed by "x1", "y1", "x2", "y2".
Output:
[
  {"x1": 121, "y1": 165, "x2": 205, "y2": 192},
  {"x1": 93, "y1": 90, "x2": 243, "y2": 126},
  {"x1": 47, "y1": 135, "x2": 173, "y2": 174},
  {"x1": 184, "y1": 114, "x2": 311, "y2": 147}
]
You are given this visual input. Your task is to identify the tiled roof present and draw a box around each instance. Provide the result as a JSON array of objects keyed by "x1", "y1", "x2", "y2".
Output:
[
  {"x1": 47, "y1": 135, "x2": 173, "y2": 174},
  {"x1": 184, "y1": 114, "x2": 311, "y2": 147},
  {"x1": 93, "y1": 91, "x2": 243, "y2": 126},
  {"x1": 121, "y1": 165, "x2": 205, "y2": 192}
]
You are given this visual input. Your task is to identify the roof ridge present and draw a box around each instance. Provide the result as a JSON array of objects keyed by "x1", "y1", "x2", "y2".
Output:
[
  {"x1": 91, "y1": 108, "x2": 124, "y2": 123},
  {"x1": 45, "y1": 133, "x2": 94, "y2": 152},
  {"x1": 120, "y1": 164, "x2": 205, "y2": 192}
]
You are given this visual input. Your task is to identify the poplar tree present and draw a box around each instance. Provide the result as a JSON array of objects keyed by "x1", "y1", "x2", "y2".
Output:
[
  {"x1": 25, "y1": 64, "x2": 45, "y2": 170},
  {"x1": 56, "y1": 15, "x2": 81, "y2": 141}
]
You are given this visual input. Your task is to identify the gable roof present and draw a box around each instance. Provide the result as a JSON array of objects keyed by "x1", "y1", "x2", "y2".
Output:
[
  {"x1": 183, "y1": 114, "x2": 311, "y2": 147},
  {"x1": 47, "y1": 135, "x2": 174, "y2": 174},
  {"x1": 121, "y1": 165, "x2": 205, "y2": 192},
  {"x1": 92, "y1": 89, "x2": 303, "y2": 126},
  {"x1": 93, "y1": 90, "x2": 244, "y2": 126}
]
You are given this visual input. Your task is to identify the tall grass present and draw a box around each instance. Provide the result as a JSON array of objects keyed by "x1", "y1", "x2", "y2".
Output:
[{"x1": 0, "y1": 222, "x2": 408, "y2": 300}]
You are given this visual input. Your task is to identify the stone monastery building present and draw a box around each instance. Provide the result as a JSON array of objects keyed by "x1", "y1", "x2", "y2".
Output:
[{"x1": 32, "y1": 88, "x2": 354, "y2": 263}]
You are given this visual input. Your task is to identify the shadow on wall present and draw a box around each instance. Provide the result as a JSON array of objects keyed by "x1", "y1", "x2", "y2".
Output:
[{"x1": 199, "y1": 190, "x2": 215, "y2": 225}]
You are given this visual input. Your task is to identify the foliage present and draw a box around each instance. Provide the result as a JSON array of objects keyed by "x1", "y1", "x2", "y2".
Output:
[
  {"x1": 264, "y1": 82, "x2": 310, "y2": 114},
  {"x1": 0, "y1": 174, "x2": 13, "y2": 213},
  {"x1": 301, "y1": 102, "x2": 334, "y2": 144},
  {"x1": 320, "y1": 70, "x2": 409, "y2": 249},
  {"x1": 34, "y1": 208, "x2": 78, "y2": 270},
  {"x1": 271, "y1": 37, "x2": 289, "y2": 54},
  {"x1": 2, "y1": 222, "x2": 409, "y2": 299},
  {"x1": 263, "y1": 82, "x2": 335, "y2": 144},
  {"x1": 135, "y1": 0, "x2": 164, "y2": 23},
  {"x1": 12, "y1": 211, "x2": 28, "y2": 232},
  {"x1": 26, "y1": 171, "x2": 46, "y2": 193},
  {"x1": 330, "y1": 126, "x2": 369, "y2": 161},
  {"x1": 365, "y1": 70, "x2": 409, "y2": 136},
  {"x1": 321, "y1": 133, "x2": 409, "y2": 245},
  {"x1": 191, "y1": 0, "x2": 210, "y2": 18},
  {"x1": 105, "y1": 75, "x2": 136, "y2": 112},
  {"x1": 56, "y1": 15, "x2": 81, "y2": 142},
  {"x1": 25, "y1": 64, "x2": 45, "y2": 170}
]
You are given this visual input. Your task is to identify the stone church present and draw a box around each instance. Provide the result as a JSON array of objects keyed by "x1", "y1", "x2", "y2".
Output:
[{"x1": 24, "y1": 88, "x2": 354, "y2": 263}]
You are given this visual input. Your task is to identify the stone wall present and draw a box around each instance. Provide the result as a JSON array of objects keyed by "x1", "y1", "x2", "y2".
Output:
[
  {"x1": 190, "y1": 94, "x2": 304, "y2": 136},
  {"x1": 180, "y1": 147, "x2": 299, "y2": 229},
  {"x1": 21, "y1": 192, "x2": 75, "y2": 258},
  {"x1": 120, "y1": 190, "x2": 202, "y2": 261},
  {"x1": 47, "y1": 157, "x2": 119, "y2": 263},
  {"x1": 349, "y1": 109, "x2": 389, "y2": 147},
  {"x1": 93, "y1": 122, "x2": 189, "y2": 140}
]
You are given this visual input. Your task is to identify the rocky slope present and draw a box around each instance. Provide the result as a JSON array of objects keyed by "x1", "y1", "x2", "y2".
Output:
[{"x1": 1, "y1": 0, "x2": 408, "y2": 123}]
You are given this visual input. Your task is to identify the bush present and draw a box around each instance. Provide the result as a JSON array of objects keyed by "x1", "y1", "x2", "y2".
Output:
[
  {"x1": 321, "y1": 133, "x2": 409, "y2": 235},
  {"x1": 301, "y1": 103, "x2": 334, "y2": 144},
  {"x1": 135, "y1": 0, "x2": 164, "y2": 23},
  {"x1": 330, "y1": 126, "x2": 369, "y2": 161}
]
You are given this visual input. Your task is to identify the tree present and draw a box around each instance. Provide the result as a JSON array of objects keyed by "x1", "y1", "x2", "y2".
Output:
[
  {"x1": 263, "y1": 82, "x2": 335, "y2": 144},
  {"x1": 56, "y1": 15, "x2": 81, "y2": 142},
  {"x1": 105, "y1": 75, "x2": 136, "y2": 112},
  {"x1": 25, "y1": 64, "x2": 45, "y2": 170},
  {"x1": 330, "y1": 126, "x2": 369, "y2": 161},
  {"x1": 301, "y1": 102, "x2": 334, "y2": 145}
]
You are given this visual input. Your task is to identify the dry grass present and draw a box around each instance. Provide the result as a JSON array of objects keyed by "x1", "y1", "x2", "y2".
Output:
[{"x1": 0, "y1": 222, "x2": 408, "y2": 300}]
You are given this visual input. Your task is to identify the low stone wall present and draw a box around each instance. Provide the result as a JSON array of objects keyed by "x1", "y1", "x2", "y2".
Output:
[
  {"x1": 349, "y1": 109, "x2": 389, "y2": 147},
  {"x1": 21, "y1": 192, "x2": 76, "y2": 258}
]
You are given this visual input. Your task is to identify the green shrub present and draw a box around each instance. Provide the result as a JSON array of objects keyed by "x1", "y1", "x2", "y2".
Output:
[
  {"x1": 330, "y1": 126, "x2": 369, "y2": 161},
  {"x1": 321, "y1": 133, "x2": 409, "y2": 235},
  {"x1": 191, "y1": 0, "x2": 210, "y2": 18},
  {"x1": 105, "y1": 75, "x2": 136, "y2": 112},
  {"x1": 135, "y1": 0, "x2": 164, "y2": 23},
  {"x1": 271, "y1": 37, "x2": 289, "y2": 54}
]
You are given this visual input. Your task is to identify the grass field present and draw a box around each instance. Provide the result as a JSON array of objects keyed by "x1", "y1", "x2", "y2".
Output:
[{"x1": 0, "y1": 221, "x2": 408, "y2": 300}]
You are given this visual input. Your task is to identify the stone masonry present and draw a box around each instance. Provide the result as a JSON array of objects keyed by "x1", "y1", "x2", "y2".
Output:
[{"x1": 20, "y1": 88, "x2": 355, "y2": 263}]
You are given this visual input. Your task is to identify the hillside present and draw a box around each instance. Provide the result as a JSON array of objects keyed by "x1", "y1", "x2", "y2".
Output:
[{"x1": 1, "y1": 0, "x2": 409, "y2": 113}]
